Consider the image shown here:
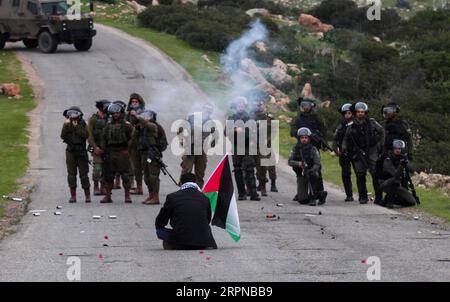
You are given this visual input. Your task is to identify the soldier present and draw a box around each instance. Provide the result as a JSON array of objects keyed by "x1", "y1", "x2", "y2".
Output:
[
  {"x1": 87, "y1": 100, "x2": 110, "y2": 196},
  {"x1": 288, "y1": 127, "x2": 327, "y2": 206},
  {"x1": 100, "y1": 103, "x2": 134, "y2": 203},
  {"x1": 381, "y1": 102, "x2": 413, "y2": 159},
  {"x1": 379, "y1": 140, "x2": 418, "y2": 208},
  {"x1": 226, "y1": 97, "x2": 260, "y2": 201},
  {"x1": 332, "y1": 103, "x2": 355, "y2": 201},
  {"x1": 111, "y1": 100, "x2": 128, "y2": 190},
  {"x1": 60, "y1": 106, "x2": 91, "y2": 203},
  {"x1": 342, "y1": 102, "x2": 385, "y2": 204},
  {"x1": 290, "y1": 98, "x2": 326, "y2": 200},
  {"x1": 126, "y1": 93, "x2": 146, "y2": 195},
  {"x1": 135, "y1": 110, "x2": 168, "y2": 205},
  {"x1": 250, "y1": 99, "x2": 278, "y2": 196},
  {"x1": 179, "y1": 103, "x2": 215, "y2": 188}
]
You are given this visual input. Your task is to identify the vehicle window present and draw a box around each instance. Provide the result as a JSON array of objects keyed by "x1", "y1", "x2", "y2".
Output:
[
  {"x1": 27, "y1": 1, "x2": 38, "y2": 14},
  {"x1": 41, "y1": 1, "x2": 68, "y2": 15}
]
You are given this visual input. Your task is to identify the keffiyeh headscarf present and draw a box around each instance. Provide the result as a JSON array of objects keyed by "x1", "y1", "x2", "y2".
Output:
[{"x1": 180, "y1": 182, "x2": 201, "y2": 192}]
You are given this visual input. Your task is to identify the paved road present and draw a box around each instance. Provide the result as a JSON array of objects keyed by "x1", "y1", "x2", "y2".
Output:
[{"x1": 0, "y1": 25, "x2": 449, "y2": 282}]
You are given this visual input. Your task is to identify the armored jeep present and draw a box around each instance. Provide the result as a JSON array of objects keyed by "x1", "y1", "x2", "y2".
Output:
[{"x1": 0, "y1": 0, "x2": 96, "y2": 53}]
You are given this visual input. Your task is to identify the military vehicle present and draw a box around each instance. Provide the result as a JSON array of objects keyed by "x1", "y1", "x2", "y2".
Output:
[{"x1": 0, "y1": 0, "x2": 96, "y2": 53}]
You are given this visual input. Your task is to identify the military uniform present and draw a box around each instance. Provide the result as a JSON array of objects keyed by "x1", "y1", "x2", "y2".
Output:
[
  {"x1": 227, "y1": 110, "x2": 259, "y2": 200},
  {"x1": 101, "y1": 116, "x2": 134, "y2": 203},
  {"x1": 342, "y1": 117, "x2": 385, "y2": 202},
  {"x1": 290, "y1": 111, "x2": 326, "y2": 148},
  {"x1": 61, "y1": 109, "x2": 90, "y2": 203},
  {"x1": 288, "y1": 142, "x2": 326, "y2": 205},
  {"x1": 380, "y1": 152, "x2": 417, "y2": 208},
  {"x1": 126, "y1": 93, "x2": 146, "y2": 194},
  {"x1": 383, "y1": 118, "x2": 413, "y2": 158},
  {"x1": 179, "y1": 113, "x2": 214, "y2": 189},
  {"x1": 88, "y1": 112, "x2": 107, "y2": 195},
  {"x1": 251, "y1": 108, "x2": 277, "y2": 194},
  {"x1": 332, "y1": 120, "x2": 354, "y2": 200}
]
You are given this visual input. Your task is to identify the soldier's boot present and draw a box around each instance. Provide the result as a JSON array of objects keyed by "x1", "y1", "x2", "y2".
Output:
[
  {"x1": 356, "y1": 173, "x2": 368, "y2": 204},
  {"x1": 309, "y1": 199, "x2": 317, "y2": 206},
  {"x1": 84, "y1": 188, "x2": 91, "y2": 203},
  {"x1": 142, "y1": 192, "x2": 154, "y2": 204},
  {"x1": 131, "y1": 180, "x2": 144, "y2": 195},
  {"x1": 113, "y1": 175, "x2": 121, "y2": 189},
  {"x1": 318, "y1": 191, "x2": 328, "y2": 205},
  {"x1": 148, "y1": 191, "x2": 160, "y2": 205},
  {"x1": 257, "y1": 182, "x2": 262, "y2": 192},
  {"x1": 100, "y1": 182, "x2": 107, "y2": 196},
  {"x1": 234, "y1": 170, "x2": 247, "y2": 200},
  {"x1": 124, "y1": 186, "x2": 132, "y2": 203},
  {"x1": 248, "y1": 178, "x2": 260, "y2": 201},
  {"x1": 69, "y1": 188, "x2": 77, "y2": 203},
  {"x1": 270, "y1": 179, "x2": 278, "y2": 192},
  {"x1": 343, "y1": 173, "x2": 353, "y2": 201},
  {"x1": 100, "y1": 185, "x2": 113, "y2": 203},
  {"x1": 129, "y1": 176, "x2": 136, "y2": 191},
  {"x1": 260, "y1": 183, "x2": 268, "y2": 197},
  {"x1": 93, "y1": 181, "x2": 101, "y2": 196}
]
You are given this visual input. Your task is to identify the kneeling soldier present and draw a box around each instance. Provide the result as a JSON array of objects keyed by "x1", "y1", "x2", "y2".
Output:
[
  {"x1": 288, "y1": 127, "x2": 327, "y2": 206},
  {"x1": 380, "y1": 139, "x2": 418, "y2": 208}
]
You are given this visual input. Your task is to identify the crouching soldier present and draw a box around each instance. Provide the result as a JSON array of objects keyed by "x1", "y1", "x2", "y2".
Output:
[
  {"x1": 100, "y1": 103, "x2": 134, "y2": 203},
  {"x1": 288, "y1": 127, "x2": 327, "y2": 206},
  {"x1": 61, "y1": 106, "x2": 91, "y2": 203},
  {"x1": 379, "y1": 140, "x2": 419, "y2": 208}
]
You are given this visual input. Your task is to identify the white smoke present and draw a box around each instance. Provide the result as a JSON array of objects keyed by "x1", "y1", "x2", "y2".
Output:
[{"x1": 220, "y1": 19, "x2": 269, "y2": 104}]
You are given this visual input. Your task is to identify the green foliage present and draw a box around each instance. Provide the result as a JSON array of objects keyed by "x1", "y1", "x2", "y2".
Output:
[
  {"x1": 96, "y1": 0, "x2": 118, "y2": 4},
  {"x1": 414, "y1": 140, "x2": 450, "y2": 174}
]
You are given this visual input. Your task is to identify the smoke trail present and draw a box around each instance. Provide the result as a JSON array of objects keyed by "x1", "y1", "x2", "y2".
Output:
[{"x1": 220, "y1": 19, "x2": 269, "y2": 102}]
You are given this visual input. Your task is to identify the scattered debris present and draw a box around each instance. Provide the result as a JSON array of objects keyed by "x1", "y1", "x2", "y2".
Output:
[
  {"x1": 276, "y1": 203, "x2": 284, "y2": 207},
  {"x1": 361, "y1": 259, "x2": 366, "y2": 264},
  {"x1": 59, "y1": 252, "x2": 64, "y2": 256},
  {"x1": 54, "y1": 212, "x2": 62, "y2": 215},
  {"x1": 56, "y1": 206, "x2": 62, "y2": 209},
  {"x1": 103, "y1": 244, "x2": 109, "y2": 247},
  {"x1": 2, "y1": 195, "x2": 24, "y2": 202},
  {"x1": 108, "y1": 215, "x2": 117, "y2": 219},
  {"x1": 0, "y1": 83, "x2": 21, "y2": 97},
  {"x1": 266, "y1": 214, "x2": 277, "y2": 219},
  {"x1": 98, "y1": 254, "x2": 104, "y2": 260},
  {"x1": 390, "y1": 216, "x2": 398, "y2": 220},
  {"x1": 93, "y1": 215, "x2": 101, "y2": 219},
  {"x1": 104, "y1": 235, "x2": 109, "y2": 240},
  {"x1": 318, "y1": 211, "x2": 322, "y2": 215},
  {"x1": 206, "y1": 256, "x2": 212, "y2": 261},
  {"x1": 413, "y1": 216, "x2": 419, "y2": 220},
  {"x1": 33, "y1": 213, "x2": 41, "y2": 217},
  {"x1": 199, "y1": 251, "x2": 204, "y2": 254},
  {"x1": 305, "y1": 214, "x2": 316, "y2": 217}
]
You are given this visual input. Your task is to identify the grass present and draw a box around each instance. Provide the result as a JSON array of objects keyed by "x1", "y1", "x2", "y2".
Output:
[
  {"x1": 93, "y1": 1, "x2": 450, "y2": 223},
  {"x1": 0, "y1": 52, "x2": 36, "y2": 218}
]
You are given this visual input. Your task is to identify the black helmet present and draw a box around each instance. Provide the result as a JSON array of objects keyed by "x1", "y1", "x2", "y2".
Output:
[
  {"x1": 96, "y1": 99, "x2": 111, "y2": 112},
  {"x1": 63, "y1": 106, "x2": 83, "y2": 119},
  {"x1": 392, "y1": 139, "x2": 406, "y2": 150},
  {"x1": 381, "y1": 102, "x2": 400, "y2": 117},
  {"x1": 108, "y1": 103, "x2": 124, "y2": 114},
  {"x1": 340, "y1": 103, "x2": 353, "y2": 114},
  {"x1": 353, "y1": 102, "x2": 368, "y2": 112},
  {"x1": 297, "y1": 127, "x2": 312, "y2": 137}
]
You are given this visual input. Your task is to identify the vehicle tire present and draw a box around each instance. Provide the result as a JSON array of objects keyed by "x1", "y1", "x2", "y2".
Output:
[
  {"x1": 38, "y1": 31, "x2": 58, "y2": 53},
  {"x1": 74, "y1": 39, "x2": 92, "y2": 51},
  {"x1": 0, "y1": 33, "x2": 6, "y2": 50},
  {"x1": 23, "y1": 39, "x2": 39, "y2": 49}
]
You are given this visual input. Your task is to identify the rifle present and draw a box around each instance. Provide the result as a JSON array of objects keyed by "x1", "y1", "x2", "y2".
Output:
[
  {"x1": 400, "y1": 156, "x2": 420, "y2": 205},
  {"x1": 147, "y1": 145, "x2": 179, "y2": 187},
  {"x1": 348, "y1": 131, "x2": 371, "y2": 171},
  {"x1": 299, "y1": 147, "x2": 314, "y2": 199},
  {"x1": 311, "y1": 130, "x2": 333, "y2": 152}
]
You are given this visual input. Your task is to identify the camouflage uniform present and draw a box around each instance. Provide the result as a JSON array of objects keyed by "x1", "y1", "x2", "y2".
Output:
[
  {"x1": 179, "y1": 113, "x2": 214, "y2": 188},
  {"x1": 87, "y1": 112, "x2": 107, "y2": 194},
  {"x1": 101, "y1": 116, "x2": 134, "y2": 202},
  {"x1": 342, "y1": 117, "x2": 385, "y2": 202}
]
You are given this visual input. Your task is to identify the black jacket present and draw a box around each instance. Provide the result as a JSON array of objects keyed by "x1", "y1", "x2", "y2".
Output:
[{"x1": 155, "y1": 188, "x2": 217, "y2": 249}]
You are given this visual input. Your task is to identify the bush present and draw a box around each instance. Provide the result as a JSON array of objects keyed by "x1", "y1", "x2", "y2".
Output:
[{"x1": 414, "y1": 140, "x2": 450, "y2": 174}]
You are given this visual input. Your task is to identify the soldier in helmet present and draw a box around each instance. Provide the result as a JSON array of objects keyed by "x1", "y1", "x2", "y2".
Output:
[
  {"x1": 179, "y1": 103, "x2": 215, "y2": 188},
  {"x1": 61, "y1": 106, "x2": 91, "y2": 203},
  {"x1": 250, "y1": 99, "x2": 278, "y2": 196},
  {"x1": 379, "y1": 139, "x2": 418, "y2": 208},
  {"x1": 100, "y1": 103, "x2": 134, "y2": 203},
  {"x1": 332, "y1": 103, "x2": 355, "y2": 202},
  {"x1": 226, "y1": 96, "x2": 260, "y2": 201},
  {"x1": 111, "y1": 100, "x2": 128, "y2": 190},
  {"x1": 87, "y1": 100, "x2": 110, "y2": 196},
  {"x1": 126, "y1": 93, "x2": 146, "y2": 195},
  {"x1": 288, "y1": 127, "x2": 327, "y2": 206},
  {"x1": 290, "y1": 98, "x2": 326, "y2": 201},
  {"x1": 381, "y1": 102, "x2": 413, "y2": 159},
  {"x1": 342, "y1": 102, "x2": 385, "y2": 204}
]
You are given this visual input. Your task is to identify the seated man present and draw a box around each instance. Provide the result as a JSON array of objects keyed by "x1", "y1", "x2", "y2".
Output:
[{"x1": 155, "y1": 173, "x2": 217, "y2": 250}]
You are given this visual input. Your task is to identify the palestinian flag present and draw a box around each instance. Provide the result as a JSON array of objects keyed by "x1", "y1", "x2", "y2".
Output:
[{"x1": 203, "y1": 155, "x2": 241, "y2": 242}]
